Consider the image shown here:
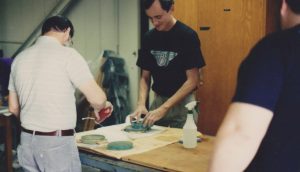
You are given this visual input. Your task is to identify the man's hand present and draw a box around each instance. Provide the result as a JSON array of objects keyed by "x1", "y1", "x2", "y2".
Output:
[
  {"x1": 94, "y1": 101, "x2": 113, "y2": 123},
  {"x1": 130, "y1": 105, "x2": 148, "y2": 122},
  {"x1": 143, "y1": 107, "x2": 167, "y2": 127}
]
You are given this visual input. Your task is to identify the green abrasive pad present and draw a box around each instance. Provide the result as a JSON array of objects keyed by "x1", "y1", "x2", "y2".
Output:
[
  {"x1": 123, "y1": 121, "x2": 151, "y2": 132},
  {"x1": 81, "y1": 134, "x2": 106, "y2": 144},
  {"x1": 107, "y1": 141, "x2": 133, "y2": 150}
]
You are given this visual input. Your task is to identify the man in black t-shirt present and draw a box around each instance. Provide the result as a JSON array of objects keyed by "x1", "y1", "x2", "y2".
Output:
[
  {"x1": 130, "y1": 0, "x2": 205, "y2": 128},
  {"x1": 209, "y1": 0, "x2": 300, "y2": 171}
]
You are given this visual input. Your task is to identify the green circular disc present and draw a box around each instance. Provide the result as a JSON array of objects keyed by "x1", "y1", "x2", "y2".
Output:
[
  {"x1": 107, "y1": 141, "x2": 133, "y2": 150},
  {"x1": 123, "y1": 121, "x2": 151, "y2": 132},
  {"x1": 81, "y1": 134, "x2": 105, "y2": 144}
]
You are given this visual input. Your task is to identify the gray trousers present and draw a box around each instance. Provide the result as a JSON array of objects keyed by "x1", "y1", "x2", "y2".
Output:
[
  {"x1": 150, "y1": 94, "x2": 198, "y2": 128},
  {"x1": 17, "y1": 132, "x2": 81, "y2": 172}
]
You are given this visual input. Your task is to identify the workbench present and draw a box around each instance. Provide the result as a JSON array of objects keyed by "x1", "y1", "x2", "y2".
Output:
[
  {"x1": 0, "y1": 107, "x2": 13, "y2": 172},
  {"x1": 76, "y1": 124, "x2": 214, "y2": 172}
]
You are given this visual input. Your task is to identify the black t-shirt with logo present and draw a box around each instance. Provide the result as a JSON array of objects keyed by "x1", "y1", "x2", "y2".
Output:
[{"x1": 137, "y1": 21, "x2": 205, "y2": 97}]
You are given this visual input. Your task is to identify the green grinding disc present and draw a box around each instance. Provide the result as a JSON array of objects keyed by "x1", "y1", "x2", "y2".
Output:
[
  {"x1": 81, "y1": 134, "x2": 105, "y2": 144},
  {"x1": 107, "y1": 141, "x2": 133, "y2": 150},
  {"x1": 123, "y1": 121, "x2": 151, "y2": 132},
  {"x1": 124, "y1": 125, "x2": 151, "y2": 132}
]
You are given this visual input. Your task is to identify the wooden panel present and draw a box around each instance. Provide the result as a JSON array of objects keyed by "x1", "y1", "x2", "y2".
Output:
[
  {"x1": 173, "y1": 0, "x2": 199, "y2": 32},
  {"x1": 197, "y1": 0, "x2": 267, "y2": 135},
  {"x1": 174, "y1": 0, "x2": 268, "y2": 135},
  {"x1": 124, "y1": 136, "x2": 214, "y2": 172}
]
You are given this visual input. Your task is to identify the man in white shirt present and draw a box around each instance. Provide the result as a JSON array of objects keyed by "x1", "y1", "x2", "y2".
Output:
[{"x1": 8, "y1": 15, "x2": 111, "y2": 172}]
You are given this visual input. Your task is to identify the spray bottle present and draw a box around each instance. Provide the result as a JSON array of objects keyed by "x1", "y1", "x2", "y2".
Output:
[{"x1": 182, "y1": 101, "x2": 198, "y2": 148}]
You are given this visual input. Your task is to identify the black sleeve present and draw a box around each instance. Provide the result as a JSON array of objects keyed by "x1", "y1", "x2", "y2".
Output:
[
  {"x1": 232, "y1": 37, "x2": 284, "y2": 111},
  {"x1": 182, "y1": 31, "x2": 206, "y2": 70},
  {"x1": 136, "y1": 35, "x2": 152, "y2": 70}
]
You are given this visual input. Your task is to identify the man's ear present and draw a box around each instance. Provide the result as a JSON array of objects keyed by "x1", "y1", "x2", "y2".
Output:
[
  {"x1": 281, "y1": 0, "x2": 287, "y2": 17},
  {"x1": 169, "y1": 4, "x2": 174, "y2": 13},
  {"x1": 65, "y1": 27, "x2": 71, "y2": 36}
]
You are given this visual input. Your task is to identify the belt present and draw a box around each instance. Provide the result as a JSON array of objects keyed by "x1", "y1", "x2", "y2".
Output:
[{"x1": 21, "y1": 127, "x2": 74, "y2": 136}]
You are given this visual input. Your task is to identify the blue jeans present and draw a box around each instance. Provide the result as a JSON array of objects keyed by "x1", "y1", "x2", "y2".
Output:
[{"x1": 17, "y1": 132, "x2": 81, "y2": 172}]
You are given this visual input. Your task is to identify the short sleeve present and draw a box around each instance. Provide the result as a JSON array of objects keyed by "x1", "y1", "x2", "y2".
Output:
[
  {"x1": 232, "y1": 38, "x2": 284, "y2": 111},
  {"x1": 66, "y1": 49, "x2": 94, "y2": 88},
  {"x1": 137, "y1": 35, "x2": 153, "y2": 70},
  {"x1": 182, "y1": 32, "x2": 205, "y2": 69}
]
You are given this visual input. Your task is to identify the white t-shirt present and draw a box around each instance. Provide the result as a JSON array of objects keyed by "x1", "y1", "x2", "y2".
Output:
[{"x1": 8, "y1": 36, "x2": 93, "y2": 131}]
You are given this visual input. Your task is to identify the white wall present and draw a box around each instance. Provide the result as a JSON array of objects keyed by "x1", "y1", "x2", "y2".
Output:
[
  {"x1": 68, "y1": 0, "x2": 119, "y2": 59},
  {"x1": 0, "y1": 0, "x2": 140, "y2": 112},
  {"x1": 0, "y1": 0, "x2": 60, "y2": 56},
  {"x1": 0, "y1": 0, "x2": 119, "y2": 58},
  {"x1": 118, "y1": 0, "x2": 140, "y2": 110}
]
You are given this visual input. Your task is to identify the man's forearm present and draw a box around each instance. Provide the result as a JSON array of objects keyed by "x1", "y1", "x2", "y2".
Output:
[
  {"x1": 9, "y1": 106, "x2": 20, "y2": 117},
  {"x1": 161, "y1": 69, "x2": 199, "y2": 110},
  {"x1": 78, "y1": 79, "x2": 107, "y2": 111},
  {"x1": 162, "y1": 81, "x2": 196, "y2": 110},
  {"x1": 8, "y1": 91, "x2": 20, "y2": 117},
  {"x1": 137, "y1": 78, "x2": 149, "y2": 106},
  {"x1": 209, "y1": 131, "x2": 262, "y2": 172},
  {"x1": 209, "y1": 103, "x2": 273, "y2": 172}
]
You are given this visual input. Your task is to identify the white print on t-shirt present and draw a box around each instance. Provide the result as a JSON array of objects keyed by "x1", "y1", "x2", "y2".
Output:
[{"x1": 151, "y1": 50, "x2": 178, "y2": 67}]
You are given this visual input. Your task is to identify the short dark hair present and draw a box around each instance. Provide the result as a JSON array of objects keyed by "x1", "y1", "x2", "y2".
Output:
[
  {"x1": 143, "y1": 0, "x2": 174, "y2": 12},
  {"x1": 41, "y1": 15, "x2": 74, "y2": 38},
  {"x1": 286, "y1": 0, "x2": 300, "y2": 14}
]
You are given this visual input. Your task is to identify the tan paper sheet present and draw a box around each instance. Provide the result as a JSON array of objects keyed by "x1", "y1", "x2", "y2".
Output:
[{"x1": 76, "y1": 124, "x2": 183, "y2": 159}]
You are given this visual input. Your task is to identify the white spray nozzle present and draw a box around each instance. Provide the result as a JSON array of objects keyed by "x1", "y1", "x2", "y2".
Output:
[{"x1": 185, "y1": 101, "x2": 198, "y2": 111}]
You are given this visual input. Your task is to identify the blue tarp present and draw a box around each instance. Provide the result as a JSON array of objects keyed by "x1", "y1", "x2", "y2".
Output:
[{"x1": 0, "y1": 57, "x2": 13, "y2": 105}]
